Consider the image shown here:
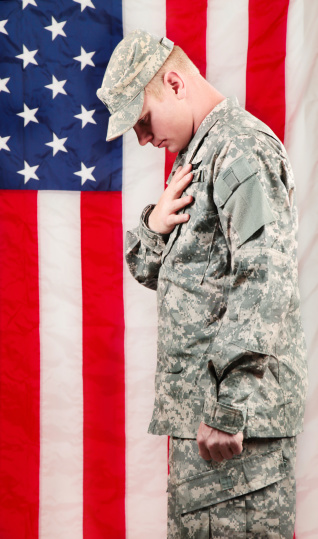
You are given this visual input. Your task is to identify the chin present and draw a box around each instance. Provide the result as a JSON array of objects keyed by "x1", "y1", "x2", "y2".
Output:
[{"x1": 167, "y1": 143, "x2": 183, "y2": 153}]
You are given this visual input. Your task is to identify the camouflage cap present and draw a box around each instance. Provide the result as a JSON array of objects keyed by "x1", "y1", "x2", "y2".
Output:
[{"x1": 97, "y1": 29, "x2": 174, "y2": 141}]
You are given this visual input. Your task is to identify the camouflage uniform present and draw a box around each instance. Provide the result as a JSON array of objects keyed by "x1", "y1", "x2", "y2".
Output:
[
  {"x1": 96, "y1": 28, "x2": 307, "y2": 539},
  {"x1": 125, "y1": 97, "x2": 308, "y2": 537}
]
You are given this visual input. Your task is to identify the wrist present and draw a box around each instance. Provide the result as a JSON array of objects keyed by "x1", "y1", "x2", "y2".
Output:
[
  {"x1": 147, "y1": 207, "x2": 157, "y2": 232},
  {"x1": 142, "y1": 204, "x2": 156, "y2": 230},
  {"x1": 147, "y1": 206, "x2": 165, "y2": 234}
]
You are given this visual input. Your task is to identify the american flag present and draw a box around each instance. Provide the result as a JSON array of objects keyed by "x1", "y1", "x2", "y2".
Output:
[{"x1": 0, "y1": 1, "x2": 317, "y2": 538}]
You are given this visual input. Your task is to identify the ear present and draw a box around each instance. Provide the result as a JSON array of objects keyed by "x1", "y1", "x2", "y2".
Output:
[{"x1": 163, "y1": 71, "x2": 186, "y2": 99}]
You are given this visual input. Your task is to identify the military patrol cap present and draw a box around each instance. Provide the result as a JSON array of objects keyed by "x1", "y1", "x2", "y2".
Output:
[{"x1": 97, "y1": 29, "x2": 174, "y2": 141}]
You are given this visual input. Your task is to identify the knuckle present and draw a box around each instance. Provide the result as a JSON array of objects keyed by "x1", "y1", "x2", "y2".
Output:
[
  {"x1": 207, "y1": 440, "x2": 215, "y2": 452},
  {"x1": 196, "y1": 434, "x2": 203, "y2": 446},
  {"x1": 165, "y1": 216, "x2": 172, "y2": 227}
]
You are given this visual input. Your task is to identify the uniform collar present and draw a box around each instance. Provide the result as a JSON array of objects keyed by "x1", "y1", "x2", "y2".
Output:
[{"x1": 172, "y1": 96, "x2": 240, "y2": 172}]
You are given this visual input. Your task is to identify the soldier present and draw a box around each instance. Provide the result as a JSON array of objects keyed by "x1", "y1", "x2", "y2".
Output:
[{"x1": 97, "y1": 30, "x2": 307, "y2": 538}]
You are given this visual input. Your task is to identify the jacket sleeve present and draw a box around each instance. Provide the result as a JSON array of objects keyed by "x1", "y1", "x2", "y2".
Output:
[
  {"x1": 202, "y1": 136, "x2": 298, "y2": 434},
  {"x1": 125, "y1": 204, "x2": 169, "y2": 291}
]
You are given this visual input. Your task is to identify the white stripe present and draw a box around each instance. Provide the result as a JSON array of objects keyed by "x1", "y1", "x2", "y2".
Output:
[
  {"x1": 38, "y1": 191, "x2": 83, "y2": 539},
  {"x1": 206, "y1": 0, "x2": 249, "y2": 107},
  {"x1": 122, "y1": 2, "x2": 169, "y2": 539},
  {"x1": 285, "y1": 1, "x2": 318, "y2": 536}
]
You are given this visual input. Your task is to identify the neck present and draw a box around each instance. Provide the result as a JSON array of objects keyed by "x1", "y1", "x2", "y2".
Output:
[{"x1": 188, "y1": 75, "x2": 226, "y2": 134}]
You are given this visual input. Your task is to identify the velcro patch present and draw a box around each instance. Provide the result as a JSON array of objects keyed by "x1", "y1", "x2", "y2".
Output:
[
  {"x1": 214, "y1": 155, "x2": 275, "y2": 245},
  {"x1": 215, "y1": 155, "x2": 258, "y2": 207}
]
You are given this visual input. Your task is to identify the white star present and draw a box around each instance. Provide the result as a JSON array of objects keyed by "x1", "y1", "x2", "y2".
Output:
[
  {"x1": 22, "y1": 0, "x2": 38, "y2": 8},
  {"x1": 0, "y1": 136, "x2": 10, "y2": 151},
  {"x1": 16, "y1": 44, "x2": 38, "y2": 69},
  {"x1": 73, "y1": 0, "x2": 95, "y2": 12},
  {"x1": 17, "y1": 161, "x2": 39, "y2": 184},
  {"x1": 74, "y1": 162, "x2": 96, "y2": 185},
  {"x1": 17, "y1": 103, "x2": 39, "y2": 126},
  {"x1": 45, "y1": 16, "x2": 66, "y2": 40},
  {"x1": 0, "y1": 77, "x2": 10, "y2": 93},
  {"x1": 74, "y1": 47, "x2": 95, "y2": 71},
  {"x1": 74, "y1": 105, "x2": 96, "y2": 128},
  {"x1": 0, "y1": 19, "x2": 8, "y2": 35},
  {"x1": 45, "y1": 133, "x2": 68, "y2": 156},
  {"x1": 45, "y1": 75, "x2": 67, "y2": 99}
]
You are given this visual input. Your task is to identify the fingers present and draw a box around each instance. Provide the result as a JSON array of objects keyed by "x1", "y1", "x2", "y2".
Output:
[
  {"x1": 160, "y1": 194, "x2": 193, "y2": 229},
  {"x1": 198, "y1": 439, "x2": 233, "y2": 462},
  {"x1": 219, "y1": 445, "x2": 234, "y2": 461},
  {"x1": 173, "y1": 163, "x2": 192, "y2": 181},
  {"x1": 197, "y1": 423, "x2": 215, "y2": 461},
  {"x1": 231, "y1": 433, "x2": 243, "y2": 456},
  {"x1": 217, "y1": 433, "x2": 243, "y2": 461},
  {"x1": 171, "y1": 173, "x2": 193, "y2": 200},
  {"x1": 209, "y1": 448, "x2": 225, "y2": 463},
  {"x1": 197, "y1": 442, "x2": 213, "y2": 461},
  {"x1": 196, "y1": 423, "x2": 244, "y2": 463},
  {"x1": 171, "y1": 195, "x2": 193, "y2": 213},
  {"x1": 197, "y1": 439, "x2": 228, "y2": 462},
  {"x1": 166, "y1": 212, "x2": 190, "y2": 229},
  {"x1": 147, "y1": 164, "x2": 193, "y2": 234},
  {"x1": 197, "y1": 424, "x2": 210, "y2": 460},
  {"x1": 171, "y1": 164, "x2": 193, "y2": 196}
]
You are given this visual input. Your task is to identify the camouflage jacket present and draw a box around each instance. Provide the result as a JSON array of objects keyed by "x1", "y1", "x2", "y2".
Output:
[{"x1": 125, "y1": 97, "x2": 308, "y2": 439}]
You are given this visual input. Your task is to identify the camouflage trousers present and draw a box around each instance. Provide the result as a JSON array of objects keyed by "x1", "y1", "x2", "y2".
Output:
[{"x1": 168, "y1": 436, "x2": 296, "y2": 538}]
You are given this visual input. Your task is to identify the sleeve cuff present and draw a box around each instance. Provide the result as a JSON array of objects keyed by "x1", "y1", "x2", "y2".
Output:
[
  {"x1": 203, "y1": 402, "x2": 246, "y2": 434},
  {"x1": 139, "y1": 204, "x2": 169, "y2": 255}
]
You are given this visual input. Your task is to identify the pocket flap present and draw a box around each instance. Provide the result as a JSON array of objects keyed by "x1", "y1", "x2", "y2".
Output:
[
  {"x1": 166, "y1": 361, "x2": 183, "y2": 374},
  {"x1": 175, "y1": 448, "x2": 284, "y2": 515},
  {"x1": 189, "y1": 168, "x2": 204, "y2": 184}
]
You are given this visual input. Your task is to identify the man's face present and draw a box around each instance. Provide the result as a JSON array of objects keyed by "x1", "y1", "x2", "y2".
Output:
[{"x1": 133, "y1": 82, "x2": 194, "y2": 153}]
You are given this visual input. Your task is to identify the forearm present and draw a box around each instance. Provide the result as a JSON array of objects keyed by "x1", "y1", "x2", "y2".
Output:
[
  {"x1": 125, "y1": 205, "x2": 169, "y2": 290},
  {"x1": 201, "y1": 244, "x2": 288, "y2": 433},
  {"x1": 202, "y1": 350, "x2": 269, "y2": 434}
]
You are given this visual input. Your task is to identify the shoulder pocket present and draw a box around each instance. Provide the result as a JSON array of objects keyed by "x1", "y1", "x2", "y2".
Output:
[{"x1": 214, "y1": 155, "x2": 275, "y2": 246}]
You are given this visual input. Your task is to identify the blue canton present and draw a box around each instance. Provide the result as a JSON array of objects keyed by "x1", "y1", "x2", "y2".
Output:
[{"x1": 0, "y1": 0, "x2": 123, "y2": 191}]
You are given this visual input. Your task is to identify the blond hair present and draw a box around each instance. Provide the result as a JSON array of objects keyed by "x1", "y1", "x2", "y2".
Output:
[{"x1": 145, "y1": 45, "x2": 200, "y2": 99}]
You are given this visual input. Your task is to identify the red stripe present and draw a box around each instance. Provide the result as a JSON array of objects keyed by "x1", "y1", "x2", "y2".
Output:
[
  {"x1": 166, "y1": 0, "x2": 207, "y2": 76},
  {"x1": 0, "y1": 191, "x2": 40, "y2": 539},
  {"x1": 81, "y1": 192, "x2": 125, "y2": 538},
  {"x1": 246, "y1": 2, "x2": 294, "y2": 535},
  {"x1": 246, "y1": 0, "x2": 289, "y2": 142},
  {"x1": 165, "y1": 0, "x2": 208, "y2": 180}
]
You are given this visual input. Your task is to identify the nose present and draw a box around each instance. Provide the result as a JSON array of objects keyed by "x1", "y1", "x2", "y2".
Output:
[{"x1": 134, "y1": 125, "x2": 153, "y2": 146}]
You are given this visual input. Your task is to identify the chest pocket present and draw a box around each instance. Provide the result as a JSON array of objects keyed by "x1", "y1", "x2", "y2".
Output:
[{"x1": 161, "y1": 167, "x2": 218, "y2": 281}]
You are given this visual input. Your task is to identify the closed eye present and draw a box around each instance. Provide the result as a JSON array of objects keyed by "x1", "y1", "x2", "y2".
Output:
[{"x1": 138, "y1": 114, "x2": 148, "y2": 125}]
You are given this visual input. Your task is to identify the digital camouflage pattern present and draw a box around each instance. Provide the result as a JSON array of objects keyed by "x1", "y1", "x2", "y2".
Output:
[
  {"x1": 167, "y1": 436, "x2": 296, "y2": 538},
  {"x1": 125, "y1": 97, "x2": 308, "y2": 439},
  {"x1": 96, "y1": 30, "x2": 173, "y2": 141}
]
